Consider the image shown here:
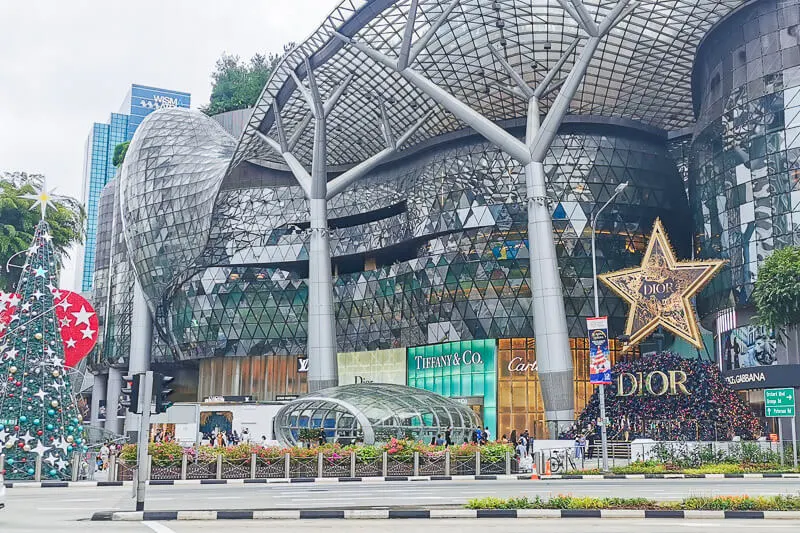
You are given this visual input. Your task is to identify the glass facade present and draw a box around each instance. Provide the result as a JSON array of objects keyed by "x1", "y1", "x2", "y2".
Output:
[
  {"x1": 129, "y1": 124, "x2": 688, "y2": 365},
  {"x1": 407, "y1": 340, "x2": 497, "y2": 437},
  {"x1": 81, "y1": 85, "x2": 190, "y2": 292},
  {"x1": 691, "y1": 0, "x2": 800, "y2": 318}
]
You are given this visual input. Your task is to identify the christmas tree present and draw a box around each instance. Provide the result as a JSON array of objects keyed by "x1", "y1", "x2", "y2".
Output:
[
  {"x1": 0, "y1": 215, "x2": 86, "y2": 480},
  {"x1": 563, "y1": 352, "x2": 762, "y2": 441}
]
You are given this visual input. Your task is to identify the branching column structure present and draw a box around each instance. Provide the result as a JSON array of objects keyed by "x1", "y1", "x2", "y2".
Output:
[
  {"x1": 258, "y1": 58, "x2": 431, "y2": 392},
  {"x1": 336, "y1": 0, "x2": 634, "y2": 431}
]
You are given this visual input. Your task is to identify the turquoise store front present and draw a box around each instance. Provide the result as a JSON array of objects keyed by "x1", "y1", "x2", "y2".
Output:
[{"x1": 407, "y1": 340, "x2": 497, "y2": 439}]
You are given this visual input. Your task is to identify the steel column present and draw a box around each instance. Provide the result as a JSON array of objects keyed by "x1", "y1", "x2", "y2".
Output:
[
  {"x1": 104, "y1": 366, "x2": 122, "y2": 435},
  {"x1": 90, "y1": 372, "x2": 107, "y2": 429},
  {"x1": 307, "y1": 198, "x2": 338, "y2": 392}
]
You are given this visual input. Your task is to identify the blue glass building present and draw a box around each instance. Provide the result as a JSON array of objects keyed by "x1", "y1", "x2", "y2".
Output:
[{"x1": 79, "y1": 85, "x2": 190, "y2": 292}]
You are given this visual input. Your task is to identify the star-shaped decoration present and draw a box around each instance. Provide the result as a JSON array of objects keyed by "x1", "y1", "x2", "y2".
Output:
[
  {"x1": 599, "y1": 218, "x2": 725, "y2": 349},
  {"x1": 41, "y1": 232, "x2": 53, "y2": 242},
  {"x1": 44, "y1": 453, "x2": 57, "y2": 466},
  {"x1": 59, "y1": 317, "x2": 71, "y2": 328},
  {"x1": 80, "y1": 327, "x2": 95, "y2": 339},
  {"x1": 34, "y1": 389, "x2": 48, "y2": 401},
  {"x1": 4, "y1": 348, "x2": 19, "y2": 361},
  {"x1": 72, "y1": 305, "x2": 93, "y2": 326},
  {"x1": 19, "y1": 430, "x2": 35, "y2": 445},
  {"x1": 56, "y1": 298, "x2": 71, "y2": 311},
  {"x1": 45, "y1": 345, "x2": 56, "y2": 358},
  {"x1": 65, "y1": 338, "x2": 77, "y2": 349},
  {"x1": 21, "y1": 180, "x2": 57, "y2": 218},
  {"x1": 27, "y1": 243, "x2": 39, "y2": 255},
  {"x1": 56, "y1": 458, "x2": 68, "y2": 471},
  {"x1": 52, "y1": 380, "x2": 64, "y2": 391},
  {"x1": 31, "y1": 439, "x2": 51, "y2": 456},
  {"x1": 34, "y1": 266, "x2": 48, "y2": 278},
  {"x1": 53, "y1": 437, "x2": 69, "y2": 453},
  {"x1": 21, "y1": 302, "x2": 31, "y2": 312},
  {"x1": 32, "y1": 289, "x2": 43, "y2": 300},
  {"x1": 7, "y1": 293, "x2": 20, "y2": 307}
]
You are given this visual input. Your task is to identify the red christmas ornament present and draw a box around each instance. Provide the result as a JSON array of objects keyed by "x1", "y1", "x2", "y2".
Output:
[
  {"x1": 36, "y1": 430, "x2": 43, "y2": 436},
  {"x1": 17, "y1": 441, "x2": 24, "y2": 448},
  {"x1": 13, "y1": 425, "x2": 19, "y2": 431},
  {"x1": 0, "y1": 289, "x2": 98, "y2": 367}
]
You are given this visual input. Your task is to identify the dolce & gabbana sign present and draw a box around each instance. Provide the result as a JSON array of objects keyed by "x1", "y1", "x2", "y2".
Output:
[
  {"x1": 722, "y1": 364, "x2": 800, "y2": 391},
  {"x1": 414, "y1": 349, "x2": 484, "y2": 370}
]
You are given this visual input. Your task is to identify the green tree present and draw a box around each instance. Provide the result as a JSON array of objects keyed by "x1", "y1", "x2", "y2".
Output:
[
  {"x1": 752, "y1": 246, "x2": 800, "y2": 328},
  {"x1": 113, "y1": 141, "x2": 130, "y2": 168},
  {"x1": 0, "y1": 172, "x2": 84, "y2": 291},
  {"x1": 200, "y1": 48, "x2": 292, "y2": 116}
]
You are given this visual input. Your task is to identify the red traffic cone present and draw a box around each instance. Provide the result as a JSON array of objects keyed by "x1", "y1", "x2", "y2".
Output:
[{"x1": 545, "y1": 460, "x2": 552, "y2": 476}]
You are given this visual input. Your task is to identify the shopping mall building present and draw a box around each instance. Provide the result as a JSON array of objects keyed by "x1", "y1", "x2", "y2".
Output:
[{"x1": 90, "y1": 0, "x2": 800, "y2": 439}]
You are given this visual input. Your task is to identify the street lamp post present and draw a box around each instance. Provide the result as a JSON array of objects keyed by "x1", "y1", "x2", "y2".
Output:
[{"x1": 590, "y1": 181, "x2": 628, "y2": 473}]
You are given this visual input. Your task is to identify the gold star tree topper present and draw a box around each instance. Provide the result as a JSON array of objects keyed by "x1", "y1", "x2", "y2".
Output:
[
  {"x1": 21, "y1": 179, "x2": 57, "y2": 219},
  {"x1": 599, "y1": 218, "x2": 724, "y2": 349}
]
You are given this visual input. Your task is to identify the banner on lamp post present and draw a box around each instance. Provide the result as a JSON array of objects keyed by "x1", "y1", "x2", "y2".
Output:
[{"x1": 588, "y1": 316, "x2": 612, "y2": 385}]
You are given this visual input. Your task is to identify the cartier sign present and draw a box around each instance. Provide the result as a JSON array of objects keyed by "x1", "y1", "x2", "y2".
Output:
[
  {"x1": 507, "y1": 357, "x2": 538, "y2": 373},
  {"x1": 616, "y1": 370, "x2": 691, "y2": 397}
]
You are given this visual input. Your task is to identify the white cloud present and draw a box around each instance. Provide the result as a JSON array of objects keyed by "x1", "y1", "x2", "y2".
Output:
[{"x1": 0, "y1": 0, "x2": 341, "y2": 290}]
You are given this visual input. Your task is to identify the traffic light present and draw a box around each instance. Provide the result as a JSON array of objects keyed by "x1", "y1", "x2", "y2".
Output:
[
  {"x1": 121, "y1": 374, "x2": 141, "y2": 414},
  {"x1": 154, "y1": 373, "x2": 174, "y2": 414}
]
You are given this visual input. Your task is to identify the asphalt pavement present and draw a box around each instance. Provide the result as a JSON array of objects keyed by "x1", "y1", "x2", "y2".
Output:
[{"x1": 2, "y1": 478, "x2": 800, "y2": 532}]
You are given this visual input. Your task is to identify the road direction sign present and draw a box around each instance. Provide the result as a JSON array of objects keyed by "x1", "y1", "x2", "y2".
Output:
[{"x1": 765, "y1": 388, "x2": 795, "y2": 417}]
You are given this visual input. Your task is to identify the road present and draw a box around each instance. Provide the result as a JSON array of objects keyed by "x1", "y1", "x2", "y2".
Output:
[{"x1": 2, "y1": 478, "x2": 800, "y2": 532}]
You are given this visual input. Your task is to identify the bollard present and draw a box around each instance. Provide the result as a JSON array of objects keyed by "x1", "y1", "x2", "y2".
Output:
[
  {"x1": 181, "y1": 454, "x2": 188, "y2": 480},
  {"x1": 505, "y1": 450, "x2": 511, "y2": 475},
  {"x1": 413, "y1": 451, "x2": 419, "y2": 477},
  {"x1": 71, "y1": 452, "x2": 79, "y2": 482},
  {"x1": 250, "y1": 453, "x2": 257, "y2": 479},
  {"x1": 284, "y1": 453, "x2": 291, "y2": 479},
  {"x1": 0, "y1": 453, "x2": 5, "y2": 476},
  {"x1": 35, "y1": 454, "x2": 42, "y2": 482},
  {"x1": 216, "y1": 453, "x2": 223, "y2": 480},
  {"x1": 445, "y1": 449, "x2": 450, "y2": 476},
  {"x1": 350, "y1": 451, "x2": 356, "y2": 478},
  {"x1": 382, "y1": 451, "x2": 388, "y2": 477},
  {"x1": 475, "y1": 450, "x2": 481, "y2": 476},
  {"x1": 317, "y1": 452, "x2": 324, "y2": 478},
  {"x1": 109, "y1": 455, "x2": 116, "y2": 482}
]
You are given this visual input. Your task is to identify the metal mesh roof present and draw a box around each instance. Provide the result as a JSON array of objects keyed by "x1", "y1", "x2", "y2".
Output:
[{"x1": 231, "y1": 0, "x2": 745, "y2": 172}]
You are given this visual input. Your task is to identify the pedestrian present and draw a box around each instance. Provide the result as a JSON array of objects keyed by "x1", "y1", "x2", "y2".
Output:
[
  {"x1": 99, "y1": 442, "x2": 110, "y2": 471},
  {"x1": 574, "y1": 435, "x2": 583, "y2": 459},
  {"x1": 430, "y1": 434, "x2": 437, "y2": 445},
  {"x1": 435, "y1": 434, "x2": 445, "y2": 446},
  {"x1": 515, "y1": 439, "x2": 527, "y2": 459},
  {"x1": 445, "y1": 426, "x2": 453, "y2": 447},
  {"x1": 579, "y1": 434, "x2": 587, "y2": 459},
  {"x1": 242, "y1": 428, "x2": 250, "y2": 443},
  {"x1": 500, "y1": 434, "x2": 508, "y2": 444},
  {"x1": 484, "y1": 426, "x2": 491, "y2": 443},
  {"x1": 261, "y1": 435, "x2": 268, "y2": 446},
  {"x1": 509, "y1": 429, "x2": 517, "y2": 446}
]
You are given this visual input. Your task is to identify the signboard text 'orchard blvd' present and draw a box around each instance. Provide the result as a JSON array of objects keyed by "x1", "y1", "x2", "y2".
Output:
[{"x1": 414, "y1": 350, "x2": 484, "y2": 370}]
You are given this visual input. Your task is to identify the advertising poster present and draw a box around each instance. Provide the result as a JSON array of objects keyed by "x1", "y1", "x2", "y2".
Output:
[
  {"x1": 720, "y1": 324, "x2": 784, "y2": 370},
  {"x1": 587, "y1": 316, "x2": 612, "y2": 385},
  {"x1": 337, "y1": 348, "x2": 406, "y2": 386}
]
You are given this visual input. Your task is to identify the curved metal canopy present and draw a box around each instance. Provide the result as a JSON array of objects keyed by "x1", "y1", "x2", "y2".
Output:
[{"x1": 231, "y1": 0, "x2": 745, "y2": 173}]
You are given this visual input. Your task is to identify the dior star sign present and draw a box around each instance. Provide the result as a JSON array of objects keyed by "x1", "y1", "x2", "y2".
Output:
[{"x1": 599, "y1": 218, "x2": 725, "y2": 349}]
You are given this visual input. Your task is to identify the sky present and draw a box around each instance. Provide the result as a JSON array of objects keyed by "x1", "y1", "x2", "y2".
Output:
[{"x1": 0, "y1": 0, "x2": 341, "y2": 289}]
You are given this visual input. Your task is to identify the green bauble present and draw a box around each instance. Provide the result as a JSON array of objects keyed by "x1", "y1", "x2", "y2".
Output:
[
  {"x1": 47, "y1": 409, "x2": 55, "y2": 416},
  {"x1": 33, "y1": 419, "x2": 41, "y2": 426},
  {"x1": 46, "y1": 424, "x2": 54, "y2": 430},
  {"x1": 49, "y1": 469, "x2": 57, "y2": 477},
  {"x1": 19, "y1": 415, "x2": 27, "y2": 423}
]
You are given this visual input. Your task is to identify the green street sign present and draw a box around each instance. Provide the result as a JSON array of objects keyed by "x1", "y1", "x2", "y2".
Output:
[{"x1": 765, "y1": 388, "x2": 796, "y2": 418}]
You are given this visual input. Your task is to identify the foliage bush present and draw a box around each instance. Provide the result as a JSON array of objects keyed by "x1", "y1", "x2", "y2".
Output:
[
  {"x1": 466, "y1": 494, "x2": 800, "y2": 511},
  {"x1": 119, "y1": 440, "x2": 513, "y2": 467}
]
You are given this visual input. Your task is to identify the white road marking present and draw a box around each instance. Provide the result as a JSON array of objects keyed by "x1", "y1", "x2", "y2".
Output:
[{"x1": 142, "y1": 522, "x2": 177, "y2": 533}]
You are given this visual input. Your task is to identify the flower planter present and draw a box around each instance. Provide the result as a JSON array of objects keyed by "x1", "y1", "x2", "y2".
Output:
[
  {"x1": 322, "y1": 456, "x2": 351, "y2": 477},
  {"x1": 186, "y1": 461, "x2": 216, "y2": 480}
]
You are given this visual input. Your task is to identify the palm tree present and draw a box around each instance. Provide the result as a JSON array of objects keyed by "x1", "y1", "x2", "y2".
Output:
[{"x1": 0, "y1": 172, "x2": 84, "y2": 291}]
